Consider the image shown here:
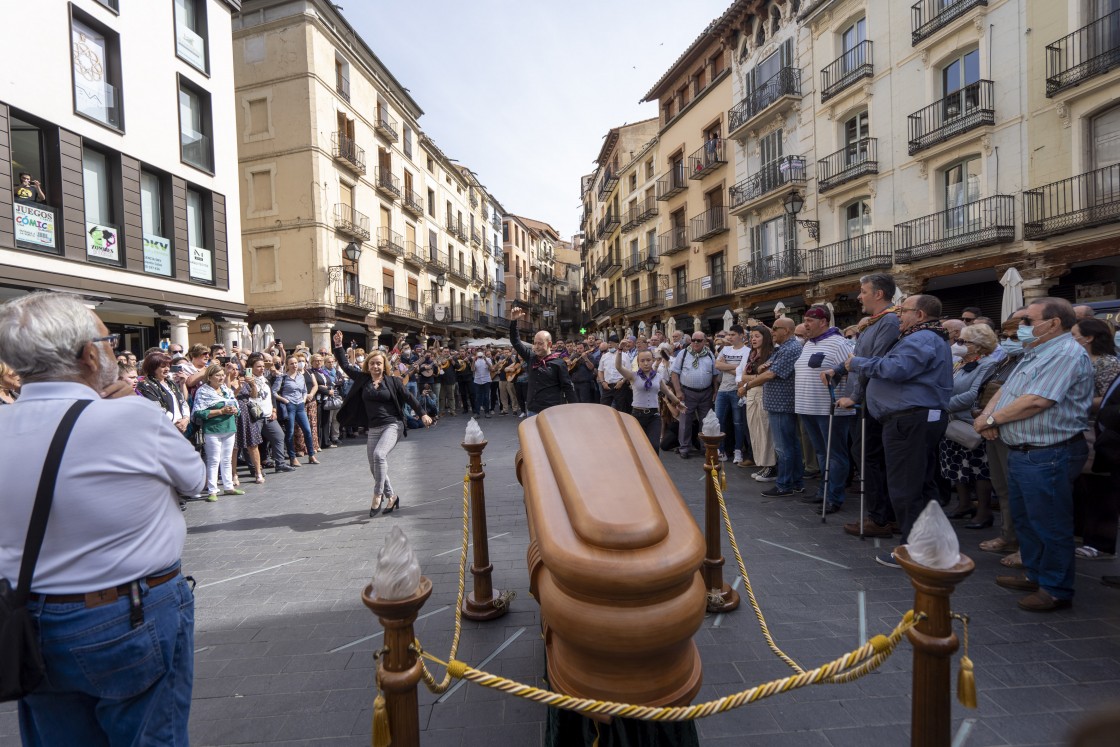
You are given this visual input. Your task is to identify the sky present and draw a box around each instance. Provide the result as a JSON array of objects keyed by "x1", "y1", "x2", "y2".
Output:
[{"x1": 345, "y1": 0, "x2": 733, "y2": 240}]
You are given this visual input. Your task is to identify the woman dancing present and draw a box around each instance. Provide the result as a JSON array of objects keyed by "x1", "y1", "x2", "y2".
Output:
[{"x1": 332, "y1": 329, "x2": 431, "y2": 516}]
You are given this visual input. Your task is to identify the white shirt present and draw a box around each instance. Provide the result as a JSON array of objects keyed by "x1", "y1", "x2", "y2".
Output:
[
  {"x1": 631, "y1": 370, "x2": 665, "y2": 409},
  {"x1": 473, "y1": 357, "x2": 492, "y2": 384},
  {"x1": 598, "y1": 348, "x2": 623, "y2": 383},
  {"x1": 716, "y1": 344, "x2": 749, "y2": 392},
  {"x1": 253, "y1": 374, "x2": 274, "y2": 417},
  {"x1": 0, "y1": 382, "x2": 205, "y2": 594}
]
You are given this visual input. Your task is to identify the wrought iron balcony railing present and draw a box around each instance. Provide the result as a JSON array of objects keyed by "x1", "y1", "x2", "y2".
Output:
[
  {"x1": 597, "y1": 209, "x2": 620, "y2": 239},
  {"x1": 402, "y1": 188, "x2": 424, "y2": 217},
  {"x1": 470, "y1": 227, "x2": 481, "y2": 247},
  {"x1": 496, "y1": 280, "x2": 507, "y2": 295},
  {"x1": 470, "y1": 193, "x2": 479, "y2": 208},
  {"x1": 636, "y1": 195, "x2": 659, "y2": 224},
  {"x1": 425, "y1": 245, "x2": 448, "y2": 270},
  {"x1": 454, "y1": 222, "x2": 468, "y2": 243},
  {"x1": 728, "y1": 67, "x2": 802, "y2": 136},
  {"x1": 448, "y1": 263, "x2": 469, "y2": 282},
  {"x1": 1024, "y1": 163, "x2": 1120, "y2": 239},
  {"x1": 818, "y1": 138, "x2": 878, "y2": 193},
  {"x1": 658, "y1": 226, "x2": 690, "y2": 257},
  {"x1": 375, "y1": 110, "x2": 399, "y2": 142},
  {"x1": 402, "y1": 240, "x2": 425, "y2": 268},
  {"x1": 821, "y1": 40, "x2": 874, "y2": 101},
  {"x1": 331, "y1": 132, "x2": 365, "y2": 173},
  {"x1": 665, "y1": 284, "x2": 689, "y2": 307},
  {"x1": 690, "y1": 206, "x2": 729, "y2": 242},
  {"x1": 376, "y1": 226, "x2": 405, "y2": 257},
  {"x1": 375, "y1": 167, "x2": 401, "y2": 199},
  {"x1": 807, "y1": 231, "x2": 893, "y2": 282},
  {"x1": 683, "y1": 273, "x2": 731, "y2": 305},
  {"x1": 333, "y1": 204, "x2": 371, "y2": 241},
  {"x1": 335, "y1": 74, "x2": 350, "y2": 102},
  {"x1": 895, "y1": 195, "x2": 1015, "y2": 263},
  {"x1": 907, "y1": 80, "x2": 994, "y2": 155},
  {"x1": 329, "y1": 266, "x2": 377, "y2": 310},
  {"x1": 688, "y1": 139, "x2": 727, "y2": 180},
  {"x1": 1046, "y1": 10, "x2": 1120, "y2": 97},
  {"x1": 602, "y1": 252, "x2": 622, "y2": 277},
  {"x1": 623, "y1": 289, "x2": 661, "y2": 314},
  {"x1": 732, "y1": 253, "x2": 804, "y2": 289},
  {"x1": 598, "y1": 166, "x2": 618, "y2": 200},
  {"x1": 656, "y1": 165, "x2": 688, "y2": 201},
  {"x1": 623, "y1": 243, "x2": 659, "y2": 276},
  {"x1": 912, "y1": 0, "x2": 987, "y2": 45},
  {"x1": 730, "y1": 156, "x2": 807, "y2": 211}
]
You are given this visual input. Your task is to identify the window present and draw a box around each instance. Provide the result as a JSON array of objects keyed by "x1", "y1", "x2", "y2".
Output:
[
  {"x1": 844, "y1": 111, "x2": 871, "y2": 167},
  {"x1": 709, "y1": 251, "x2": 726, "y2": 293},
  {"x1": 83, "y1": 146, "x2": 120, "y2": 265},
  {"x1": 179, "y1": 78, "x2": 213, "y2": 171},
  {"x1": 673, "y1": 266, "x2": 687, "y2": 297},
  {"x1": 754, "y1": 216, "x2": 788, "y2": 262},
  {"x1": 403, "y1": 125, "x2": 413, "y2": 159},
  {"x1": 841, "y1": 18, "x2": 866, "y2": 75},
  {"x1": 1091, "y1": 105, "x2": 1120, "y2": 171},
  {"x1": 186, "y1": 188, "x2": 213, "y2": 283},
  {"x1": 646, "y1": 158, "x2": 654, "y2": 179},
  {"x1": 10, "y1": 114, "x2": 60, "y2": 252},
  {"x1": 335, "y1": 55, "x2": 350, "y2": 102},
  {"x1": 174, "y1": 0, "x2": 208, "y2": 73},
  {"x1": 943, "y1": 157, "x2": 981, "y2": 234},
  {"x1": 428, "y1": 229, "x2": 438, "y2": 259},
  {"x1": 427, "y1": 188, "x2": 435, "y2": 216},
  {"x1": 95, "y1": 0, "x2": 119, "y2": 10},
  {"x1": 382, "y1": 269, "x2": 395, "y2": 307},
  {"x1": 141, "y1": 170, "x2": 173, "y2": 276},
  {"x1": 71, "y1": 13, "x2": 122, "y2": 130},
  {"x1": 427, "y1": 156, "x2": 434, "y2": 173},
  {"x1": 942, "y1": 49, "x2": 980, "y2": 119},
  {"x1": 845, "y1": 199, "x2": 872, "y2": 238}
]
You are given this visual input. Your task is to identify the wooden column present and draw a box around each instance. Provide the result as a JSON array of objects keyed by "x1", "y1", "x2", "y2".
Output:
[
  {"x1": 361, "y1": 577, "x2": 433, "y2": 747},
  {"x1": 461, "y1": 440, "x2": 509, "y2": 621},
  {"x1": 894, "y1": 546, "x2": 974, "y2": 747},
  {"x1": 700, "y1": 432, "x2": 739, "y2": 613}
]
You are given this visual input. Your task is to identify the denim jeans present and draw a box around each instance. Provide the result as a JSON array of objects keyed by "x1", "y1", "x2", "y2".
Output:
[
  {"x1": 19, "y1": 569, "x2": 194, "y2": 746},
  {"x1": 283, "y1": 401, "x2": 316, "y2": 458},
  {"x1": 801, "y1": 413, "x2": 851, "y2": 506},
  {"x1": 714, "y1": 389, "x2": 745, "y2": 454},
  {"x1": 471, "y1": 381, "x2": 490, "y2": 416},
  {"x1": 768, "y1": 410, "x2": 803, "y2": 491},
  {"x1": 1007, "y1": 439, "x2": 1086, "y2": 601}
]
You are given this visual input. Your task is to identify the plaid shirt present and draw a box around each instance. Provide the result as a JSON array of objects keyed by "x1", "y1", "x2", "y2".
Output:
[{"x1": 763, "y1": 339, "x2": 802, "y2": 413}]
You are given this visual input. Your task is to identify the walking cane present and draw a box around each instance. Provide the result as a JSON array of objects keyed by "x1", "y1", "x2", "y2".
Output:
[
  {"x1": 821, "y1": 380, "x2": 837, "y2": 524},
  {"x1": 858, "y1": 402, "x2": 866, "y2": 540}
]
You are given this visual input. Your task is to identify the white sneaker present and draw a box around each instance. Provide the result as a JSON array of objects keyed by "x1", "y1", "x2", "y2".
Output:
[
  {"x1": 753, "y1": 466, "x2": 777, "y2": 482},
  {"x1": 519, "y1": 412, "x2": 527, "y2": 418},
  {"x1": 733, "y1": 450, "x2": 743, "y2": 465},
  {"x1": 718, "y1": 451, "x2": 728, "y2": 462}
]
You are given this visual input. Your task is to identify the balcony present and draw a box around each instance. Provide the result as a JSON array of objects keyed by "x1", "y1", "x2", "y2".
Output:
[
  {"x1": 656, "y1": 166, "x2": 688, "y2": 201},
  {"x1": 602, "y1": 252, "x2": 622, "y2": 278},
  {"x1": 687, "y1": 138, "x2": 727, "y2": 180},
  {"x1": 425, "y1": 245, "x2": 448, "y2": 271},
  {"x1": 1046, "y1": 10, "x2": 1120, "y2": 97},
  {"x1": 331, "y1": 132, "x2": 365, "y2": 174},
  {"x1": 728, "y1": 67, "x2": 802, "y2": 140},
  {"x1": 636, "y1": 195, "x2": 659, "y2": 225},
  {"x1": 448, "y1": 263, "x2": 469, "y2": 283},
  {"x1": 895, "y1": 195, "x2": 1015, "y2": 263},
  {"x1": 598, "y1": 167, "x2": 619, "y2": 200},
  {"x1": 1024, "y1": 163, "x2": 1120, "y2": 239},
  {"x1": 665, "y1": 284, "x2": 689, "y2": 307},
  {"x1": 333, "y1": 204, "x2": 371, "y2": 241},
  {"x1": 807, "y1": 232, "x2": 893, "y2": 282},
  {"x1": 624, "y1": 289, "x2": 661, "y2": 314},
  {"x1": 375, "y1": 110, "x2": 399, "y2": 142},
  {"x1": 597, "y1": 209, "x2": 620, "y2": 239},
  {"x1": 682, "y1": 273, "x2": 731, "y2": 305},
  {"x1": 821, "y1": 41, "x2": 873, "y2": 102},
  {"x1": 335, "y1": 74, "x2": 350, "y2": 102},
  {"x1": 912, "y1": 0, "x2": 987, "y2": 46},
  {"x1": 380, "y1": 301, "x2": 429, "y2": 323},
  {"x1": 818, "y1": 138, "x2": 878, "y2": 193},
  {"x1": 402, "y1": 188, "x2": 424, "y2": 218},
  {"x1": 496, "y1": 280, "x2": 507, "y2": 296},
  {"x1": 492, "y1": 214, "x2": 502, "y2": 231},
  {"x1": 329, "y1": 266, "x2": 377, "y2": 311},
  {"x1": 907, "y1": 80, "x2": 994, "y2": 155},
  {"x1": 470, "y1": 227, "x2": 481, "y2": 247},
  {"x1": 732, "y1": 253, "x2": 805, "y2": 289},
  {"x1": 470, "y1": 193, "x2": 479, "y2": 208},
  {"x1": 484, "y1": 236, "x2": 492, "y2": 255},
  {"x1": 689, "y1": 206, "x2": 729, "y2": 242},
  {"x1": 729, "y1": 156, "x2": 807, "y2": 215},
  {"x1": 375, "y1": 167, "x2": 401, "y2": 200},
  {"x1": 402, "y1": 240, "x2": 425, "y2": 270},
  {"x1": 376, "y1": 227, "x2": 405, "y2": 257},
  {"x1": 658, "y1": 226, "x2": 690, "y2": 257}
]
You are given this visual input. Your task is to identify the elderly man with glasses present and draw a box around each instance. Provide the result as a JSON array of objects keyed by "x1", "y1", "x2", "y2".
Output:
[
  {"x1": 670, "y1": 332, "x2": 719, "y2": 459},
  {"x1": 973, "y1": 297, "x2": 1093, "y2": 611}
]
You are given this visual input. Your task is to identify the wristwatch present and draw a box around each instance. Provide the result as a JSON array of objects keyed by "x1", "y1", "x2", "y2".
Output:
[{"x1": 985, "y1": 414, "x2": 996, "y2": 428}]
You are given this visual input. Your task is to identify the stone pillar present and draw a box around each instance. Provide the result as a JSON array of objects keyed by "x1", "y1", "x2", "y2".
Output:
[
  {"x1": 309, "y1": 322, "x2": 333, "y2": 353},
  {"x1": 164, "y1": 315, "x2": 196, "y2": 351}
]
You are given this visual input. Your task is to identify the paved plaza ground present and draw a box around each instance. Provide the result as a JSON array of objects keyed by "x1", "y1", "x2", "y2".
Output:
[{"x1": 3, "y1": 412, "x2": 1120, "y2": 746}]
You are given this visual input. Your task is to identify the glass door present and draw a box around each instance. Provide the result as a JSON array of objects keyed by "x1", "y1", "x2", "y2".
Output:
[{"x1": 942, "y1": 49, "x2": 980, "y2": 120}]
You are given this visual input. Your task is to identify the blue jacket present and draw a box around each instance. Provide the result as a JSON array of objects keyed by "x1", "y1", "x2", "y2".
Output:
[{"x1": 849, "y1": 329, "x2": 953, "y2": 420}]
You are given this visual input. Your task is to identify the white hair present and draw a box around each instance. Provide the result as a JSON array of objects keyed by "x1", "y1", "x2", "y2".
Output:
[{"x1": 0, "y1": 292, "x2": 99, "y2": 381}]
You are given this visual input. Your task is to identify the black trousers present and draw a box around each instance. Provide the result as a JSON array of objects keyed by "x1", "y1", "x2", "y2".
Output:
[
  {"x1": 260, "y1": 417, "x2": 288, "y2": 464},
  {"x1": 573, "y1": 379, "x2": 596, "y2": 404},
  {"x1": 861, "y1": 413, "x2": 896, "y2": 525},
  {"x1": 632, "y1": 409, "x2": 661, "y2": 454},
  {"x1": 457, "y1": 380, "x2": 473, "y2": 412},
  {"x1": 881, "y1": 409, "x2": 947, "y2": 543},
  {"x1": 600, "y1": 384, "x2": 622, "y2": 409}
]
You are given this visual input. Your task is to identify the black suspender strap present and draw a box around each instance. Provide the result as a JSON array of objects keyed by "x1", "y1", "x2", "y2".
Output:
[{"x1": 15, "y1": 400, "x2": 92, "y2": 603}]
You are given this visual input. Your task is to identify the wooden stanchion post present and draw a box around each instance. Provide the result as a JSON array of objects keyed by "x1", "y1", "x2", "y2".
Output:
[
  {"x1": 894, "y1": 546, "x2": 974, "y2": 747},
  {"x1": 461, "y1": 439, "x2": 509, "y2": 621},
  {"x1": 700, "y1": 432, "x2": 739, "y2": 613},
  {"x1": 361, "y1": 577, "x2": 432, "y2": 747}
]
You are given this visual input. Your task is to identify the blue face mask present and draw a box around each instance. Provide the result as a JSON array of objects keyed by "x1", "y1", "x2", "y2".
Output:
[
  {"x1": 1000, "y1": 338, "x2": 1023, "y2": 354},
  {"x1": 1016, "y1": 325, "x2": 1037, "y2": 345}
]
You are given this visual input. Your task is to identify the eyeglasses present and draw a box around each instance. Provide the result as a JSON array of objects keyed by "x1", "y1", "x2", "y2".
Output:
[
  {"x1": 90, "y1": 334, "x2": 121, "y2": 346},
  {"x1": 899, "y1": 306, "x2": 918, "y2": 314}
]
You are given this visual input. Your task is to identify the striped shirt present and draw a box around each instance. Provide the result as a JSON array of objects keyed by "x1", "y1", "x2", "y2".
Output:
[
  {"x1": 794, "y1": 332, "x2": 855, "y2": 416},
  {"x1": 994, "y1": 333, "x2": 1092, "y2": 446}
]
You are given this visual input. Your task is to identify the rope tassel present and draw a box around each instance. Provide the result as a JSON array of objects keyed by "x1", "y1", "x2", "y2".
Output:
[
  {"x1": 372, "y1": 685, "x2": 391, "y2": 747},
  {"x1": 951, "y1": 612, "x2": 977, "y2": 709}
]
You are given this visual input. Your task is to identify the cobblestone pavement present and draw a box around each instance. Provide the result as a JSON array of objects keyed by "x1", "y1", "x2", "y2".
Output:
[{"x1": 3, "y1": 412, "x2": 1120, "y2": 746}]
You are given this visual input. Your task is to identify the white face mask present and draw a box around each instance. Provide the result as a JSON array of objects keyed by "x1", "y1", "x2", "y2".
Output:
[
  {"x1": 951, "y1": 343, "x2": 969, "y2": 357},
  {"x1": 357, "y1": 356, "x2": 365, "y2": 364}
]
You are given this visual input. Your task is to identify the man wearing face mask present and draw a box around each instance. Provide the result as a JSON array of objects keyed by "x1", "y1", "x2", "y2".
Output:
[
  {"x1": 597, "y1": 334, "x2": 626, "y2": 409},
  {"x1": 974, "y1": 298, "x2": 1093, "y2": 612},
  {"x1": 0, "y1": 292, "x2": 204, "y2": 745}
]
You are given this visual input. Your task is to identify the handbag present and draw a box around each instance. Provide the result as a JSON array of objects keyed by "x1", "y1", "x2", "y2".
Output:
[
  {"x1": 322, "y1": 395, "x2": 344, "y2": 411},
  {"x1": 1, "y1": 399, "x2": 90, "y2": 702},
  {"x1": 248, "y1": 399, "x2": 265, "y2": 422},
  {"x1": 945, "y1": 418, "x2": 982, "y2": 450}
]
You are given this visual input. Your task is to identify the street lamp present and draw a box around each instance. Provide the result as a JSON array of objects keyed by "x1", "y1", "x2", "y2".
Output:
[
  {"x1": 343, "y1": 241, "x2": 362, "y2": 262},
  {"x1": 782, "y1": 191, "x2": 819, "y2": 241},
  {"x1": 437, "y1": 272, "x2": 447, "y2": 289}
]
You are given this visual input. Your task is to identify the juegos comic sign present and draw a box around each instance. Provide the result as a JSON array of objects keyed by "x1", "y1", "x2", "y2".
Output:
[{"x1": 13, "y1": 202, "x2": 57, "y2": 249}]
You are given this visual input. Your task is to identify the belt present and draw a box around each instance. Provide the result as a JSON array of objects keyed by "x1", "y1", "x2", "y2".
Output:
[
  {"x1": 681, "y1": 385, "x2": 712, "y2": 393},
  {"x1": 1007, "y1": 432, "x2": 1085, "y2": 452},
  {"x1": 879, "y1": 406, "x2": 927, "y2": 424},
  {"x1": 28, "y1": 568, "x2": 181, "y2": 608},
  {"x1": 632, "y1": 406, "x2": 659, "y2": 414}
]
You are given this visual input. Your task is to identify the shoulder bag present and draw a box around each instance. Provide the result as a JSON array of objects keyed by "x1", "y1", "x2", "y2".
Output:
[
  {"x1": 944, "y1": 417, "x2": 983, "y2": 450},
  {"x1": 0, "y1": 399, "x2": 91, "y2": 702}
]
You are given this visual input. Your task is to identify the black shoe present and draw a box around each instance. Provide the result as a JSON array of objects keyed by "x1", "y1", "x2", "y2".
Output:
[
  {"x1": 798, "y1": 493, "x2": 822, "y2": 504},
  {"x1": 760, "y1": 487, "x2": 794, "y2": 498},
  {"x1": 964, "y1": 516, "x2": 994, "y2": 530},
  {"x1": 274, "y1": 463, "x2": 294, "y2": 473},
  {"x1": 804, "y1": 469, "x2": 821, "y2": 479},
  {"x1": 679, "y1": 450, "x2": 692, "y2": 459},
  {"x1": 369, "y1": 495, "x2": 383, "y2": 517},
  {"x1": 262, "y1": 461, "x2": 276, "y2": 469},
  {"x1": 949, "y1": 507, "x2": 977, "y2": 520},
  {"x1": 821, "y1": 502, "x2": 843, "y2": 515},
  {"x1": 382, "y1": 495, "x2": 401, "y2": 514},
  {"x1": 875, "y1": 550, "x2": 901, "y2": 569}
]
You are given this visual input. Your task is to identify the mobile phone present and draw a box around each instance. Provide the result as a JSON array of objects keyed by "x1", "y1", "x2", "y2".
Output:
[
  {"x1": 218, "y1": 355, "x2": 231, "y2": 365},
  {"x1": 170, "y1": 364, "x2": 183, "y2": 373}
]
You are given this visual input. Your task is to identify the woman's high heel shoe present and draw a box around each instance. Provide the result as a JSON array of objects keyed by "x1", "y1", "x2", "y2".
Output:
[
  {"x1": 382, "y1": 495, "x2": 400, "y2": 515},
  {"x1": 964, "y1": 516, "x2": 994, "y2": 530}
]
